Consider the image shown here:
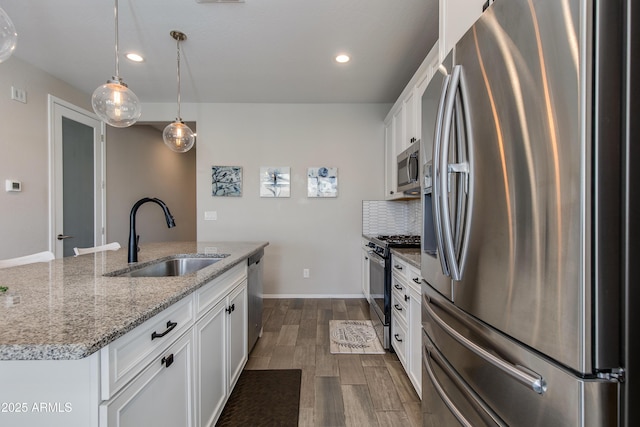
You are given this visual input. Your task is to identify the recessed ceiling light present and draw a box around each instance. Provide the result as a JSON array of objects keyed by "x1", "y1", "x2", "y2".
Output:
[
  {"x1": 126, "y1": 53, "x2": 144, "y2": 63},
  {"x1": 335, "y1": 54, "x2": 350, "y2": 63}
]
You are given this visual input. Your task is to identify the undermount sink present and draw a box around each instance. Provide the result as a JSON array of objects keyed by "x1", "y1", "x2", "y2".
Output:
[{"x1": 107, "y1": 255, "x2": 229, "y2": 278}]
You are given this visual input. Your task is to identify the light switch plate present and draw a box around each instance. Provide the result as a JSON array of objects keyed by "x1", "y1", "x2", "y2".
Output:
[
  {"x1": 5, "y1": 179, "x2": 21, "y2": 192},
  {"x1": 204, "y1": 211, "x2": 217, "y2": 220}
]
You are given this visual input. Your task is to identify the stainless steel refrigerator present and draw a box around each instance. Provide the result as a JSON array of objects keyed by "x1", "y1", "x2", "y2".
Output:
[{"x1": 420, "y1": 0, "x2": 638, "y2": 425}]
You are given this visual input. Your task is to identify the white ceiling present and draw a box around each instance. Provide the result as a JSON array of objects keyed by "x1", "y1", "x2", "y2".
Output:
[{"x1": 3, "y1": 0, "x2": 438, "y2": 104}]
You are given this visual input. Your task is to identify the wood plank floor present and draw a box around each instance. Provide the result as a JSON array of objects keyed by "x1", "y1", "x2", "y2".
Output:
[{"x1": 245, "y1": 298, "x2": 421, "y2": 427}]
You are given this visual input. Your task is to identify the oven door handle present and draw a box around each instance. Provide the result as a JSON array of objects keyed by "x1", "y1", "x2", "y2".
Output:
[{"x1": 368, "y1": 251, "x2": 386, "y2": 267}]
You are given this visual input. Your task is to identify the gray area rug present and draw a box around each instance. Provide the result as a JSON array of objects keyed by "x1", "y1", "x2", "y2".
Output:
[{"x1": 329, "y1": 320, "x2": 385, "y2": 354}]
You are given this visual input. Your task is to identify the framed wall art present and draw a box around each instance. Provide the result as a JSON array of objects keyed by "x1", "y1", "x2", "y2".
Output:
[
  {"x1": 212, "y1": 166, "x2": 242, "y2": 197},
  {"x1": 308, "y1": 167, "x2": 337, "y2": 197},
  {"x1": 260, "y1": 167, "x2": 290, "y2": 197}
]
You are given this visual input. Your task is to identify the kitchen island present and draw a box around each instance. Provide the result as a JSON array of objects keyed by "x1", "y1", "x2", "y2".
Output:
[{"x1": 0, "y1": 241, "x2": 268, "y2": 427}]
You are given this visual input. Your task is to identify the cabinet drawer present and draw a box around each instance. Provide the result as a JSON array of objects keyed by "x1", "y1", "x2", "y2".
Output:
[
  {"x1": 101, "y1": 296, "x2": 194, "y2": 400},
  {"x1": 195, "y1": 263, "x2": 246, "y2": 317},
  {"x1": 391, "y1": 281, "x2": 409, "y2": 325},
  {"x1": 100, "y1": 330, "x2": 194, "y2": 427},
  {"x1": 406, "y1": 265, "x2": 422, "y2": 291},
  {"x1": 391, "y1": 314, "x2": 408, "y2": 368}
]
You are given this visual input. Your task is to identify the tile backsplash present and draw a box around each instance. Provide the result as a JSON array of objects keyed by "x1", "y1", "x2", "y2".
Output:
[{"x1": 362, "y1": 199, "x2": 421, "y2": 236}]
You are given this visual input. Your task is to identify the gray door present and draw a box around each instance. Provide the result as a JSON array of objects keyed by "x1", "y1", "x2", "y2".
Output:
[
  {"x1": 61, "y1": 117, "x2": 96, "y2": 256},
  {"x1": 49, "y1": 96, "x2": 105, "y2": 258}
]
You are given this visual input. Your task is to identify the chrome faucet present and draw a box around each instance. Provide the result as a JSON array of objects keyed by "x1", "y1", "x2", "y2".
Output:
[{"x1": 128, "y1": 197, "x2": 176, "y2": 263}]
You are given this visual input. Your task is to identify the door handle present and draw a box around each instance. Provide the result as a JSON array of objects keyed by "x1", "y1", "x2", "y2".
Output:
[{"x1": 57, "y1": 234, "x2": 74, "y2": 240}]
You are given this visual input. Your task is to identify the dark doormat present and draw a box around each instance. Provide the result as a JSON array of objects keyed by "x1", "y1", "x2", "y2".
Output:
[{"x1": 216, "y1": 369, "x2": 302, "y2": 427}]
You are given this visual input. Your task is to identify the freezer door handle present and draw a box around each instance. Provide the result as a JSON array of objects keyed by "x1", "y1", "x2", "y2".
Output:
[
  {"x1": 424, "y1": 295, "x2": 547, "y2": 394},
  {"x1": 424, "y1": 335, "x2": 506, "y2": 426},
  {"x1": 423, "y1": 340, "x2": 475, "y2": 427}
]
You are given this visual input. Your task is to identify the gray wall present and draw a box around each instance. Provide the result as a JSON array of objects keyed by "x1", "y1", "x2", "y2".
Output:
[
  {"x1": 105, "y1": 125, "x2": 197, "y2": 248},
  {"x1": 0, "y1": 57, "x2": 90, "y2": 259},
  {"x1": 143, "y1": 102, "x2": 387, "y2": 297},
  {"x1": 0, "y1": 58, "x2": 196, "y2": 259},
  {"x1": 1, "y1": 58, "x2": 389, "y2": 298}
]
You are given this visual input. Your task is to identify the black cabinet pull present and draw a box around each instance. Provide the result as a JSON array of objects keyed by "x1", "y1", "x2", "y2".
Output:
[
  {"x1": 413, "y1": 277, "x2": 421, "y2": 284},
  {"x1": 151, "y1": 320, "x2": 178, "y2": 340},
  {"x1": 404, "y1": 295, "x2": 410, "y2": 302},
  {"x1": 226, "y1": 303, "x2": 236, "y2": 314},
  {"x1": 394, "y1": 284, "x2": 403, "y2": 290},
  {"x1": 394, "y1": 334, "x2": 403, "y2": 342},
  {"x1": 161, "y1": 354, "x2": 174, "y2": 368},
  {"x1": 394, "y1": 264, "x2": 403, "y2": 270},
  {"x1": 394, "y1": 304, "x2": 403, "y2": 311}
]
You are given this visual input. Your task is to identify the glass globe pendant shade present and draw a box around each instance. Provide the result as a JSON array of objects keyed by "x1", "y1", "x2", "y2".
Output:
[
  {"x1": 163, "y1": 120, "x2": 195, "y2": 153},
  {"x1": 91, "y1": 78, "x2": 142, "y2": 128},
  {"x1": 0, "y1": 7, "x2": 18, "y2": 63}
]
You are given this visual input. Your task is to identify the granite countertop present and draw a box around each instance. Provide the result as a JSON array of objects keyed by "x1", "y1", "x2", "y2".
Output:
[
  {"x1": 390, "y1": 248, "x2": 421, "y2": 269},
  {"x1": 0, "y1": 241, "x2": 268, "y2": 361}
]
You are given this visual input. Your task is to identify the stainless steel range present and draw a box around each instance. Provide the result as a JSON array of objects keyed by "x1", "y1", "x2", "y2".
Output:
[{"x1": 365, "y1": 235, "x2": 420, "y2": 349}]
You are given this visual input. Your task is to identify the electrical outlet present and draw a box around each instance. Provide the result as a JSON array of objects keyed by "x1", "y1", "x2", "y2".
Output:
[
  {"x1": 303, "y1": 268, "x2": 310, "y2": 278},
  {"x1": 204, "y1": 211, "x2": 217, "y2": 220}
]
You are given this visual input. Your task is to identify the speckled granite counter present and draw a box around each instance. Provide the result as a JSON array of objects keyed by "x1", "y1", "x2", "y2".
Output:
[
  {"x1": 0, "y1": 241, "x2": 268, "y2": 360},
  {"x1": 390, "y1": 248, "x2": 420, "y2": 269}
]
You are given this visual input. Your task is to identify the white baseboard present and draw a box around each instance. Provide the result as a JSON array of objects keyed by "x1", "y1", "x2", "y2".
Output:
[{"x1": 262, "y1": 293, "x2": 366, "y2": 299}]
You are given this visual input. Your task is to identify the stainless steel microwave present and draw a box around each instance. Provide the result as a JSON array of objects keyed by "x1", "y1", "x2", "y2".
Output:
[{"x1": 397, "y1": 142, "x2": 420, "y2": 195}]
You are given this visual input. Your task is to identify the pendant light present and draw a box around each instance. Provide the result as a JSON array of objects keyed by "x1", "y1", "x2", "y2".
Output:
[
  {"x1": 91, "y1": 0, "x2": 141, "y2": 128},
  {"x1": 0, "y1": 7, "x2": 17, "y2": 63},
  {"x1": 163, "y1": 31, "x2": 195, "y2": 153}
]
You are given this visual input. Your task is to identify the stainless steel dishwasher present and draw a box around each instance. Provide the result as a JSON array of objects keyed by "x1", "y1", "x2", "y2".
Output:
[{"x1": 247, "y1": 249, "x2": 264, "y2": 352}]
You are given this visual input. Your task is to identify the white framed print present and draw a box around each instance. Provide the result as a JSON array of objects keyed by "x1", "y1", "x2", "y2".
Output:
[
  {"x1": 260, "y1": 167, "x2": 290, "y2": 197},
  {"x1": 308, "y1": 167, "x2": 337, "y2": 197}
]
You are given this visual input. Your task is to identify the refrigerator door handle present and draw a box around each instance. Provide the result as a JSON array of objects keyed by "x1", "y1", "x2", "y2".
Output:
[
  {"x1": 424, "y1": 296, "x2": 547, "y2": 395},
  {"x1": 432, "y1": 74, "x2": 452, "y2": 277},
  {"x1": 438, "y1": 65, "x2": 462, "y2": 280},
  {"x1": 456, "y1": 66, "x2": 475, "y2": 281},
  {"x1": 439, "y1": 65, "x2": 474, "y2": 281}
]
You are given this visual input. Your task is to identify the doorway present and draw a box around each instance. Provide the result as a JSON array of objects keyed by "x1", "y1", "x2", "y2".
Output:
[{"x1": 48, "y1": 96, "x2": 105, "y2": 258}]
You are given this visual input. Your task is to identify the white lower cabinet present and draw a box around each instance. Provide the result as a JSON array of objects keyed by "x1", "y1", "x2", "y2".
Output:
[
  {"x1": 195, "y1": 279, "x2": 247, "y2": 427},
  {"x1": 390, "y1": 254, "x2": 422, "y2": 397},
  {"x1": 195, "y1": 299, "x2": 227, "y2": 427},
  {"x1": 226, "y1": 282, "x2": 248, "y2": 390},
  {"x1": 361, "y1": 241, "x2": 371, "y2": 301},
  {"x1": 100, "y1": 263, "x2": 248, "y2": 427},
  {"x1": 100, "y1": 331, "x2": 194, "y2": 427},
  {"x1": 0, "y1": 262, "x2": 250, "y2": 427}
]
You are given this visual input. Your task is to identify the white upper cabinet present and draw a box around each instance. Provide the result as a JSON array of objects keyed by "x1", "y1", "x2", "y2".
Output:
[
  {"x1": 439, "y1": 0, "x2": 487, "y2": 61},
  {"x1": 384, "y1": 43, "x2": 439, "y2": 200}
]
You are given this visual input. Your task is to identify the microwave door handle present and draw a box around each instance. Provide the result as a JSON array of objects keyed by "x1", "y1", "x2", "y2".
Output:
[
  {"x1": 408, "y1": 152, "x2": 418, "y2": 183},
  {"x1": 432, "y1": 74, "x2": 452, "y2": 277},
  {"x1": 439, "y1": 66, "x2": 462, "y2": 280}
]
